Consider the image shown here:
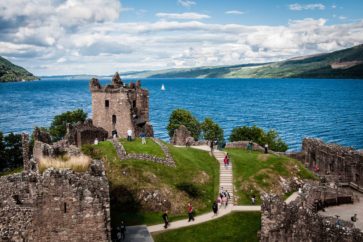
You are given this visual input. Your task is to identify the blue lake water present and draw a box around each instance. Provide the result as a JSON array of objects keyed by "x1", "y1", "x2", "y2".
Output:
[{"x1": 0, "y1": 78, "x2": 362, "y2": 151}]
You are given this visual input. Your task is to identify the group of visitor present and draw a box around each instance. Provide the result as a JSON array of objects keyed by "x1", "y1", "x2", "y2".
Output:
[
  {"x1": 162, "y1": 202, "x2": 196, "y2": 229},
  {"x1": 216, "y1": 187, "x2": 231, "y2": 211}
]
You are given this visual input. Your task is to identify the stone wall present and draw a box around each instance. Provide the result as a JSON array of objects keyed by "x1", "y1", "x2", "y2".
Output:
[
  {"x1": 65, "y1": 119, "x2": 108, "y2": 147},
  {"x1": 0, "y1": 159, "x2": 111, "y2": 242},
  {"x1": 226, "y1": 141, "x2": 265, "y2": 152},
  {"x1": 302, "y1": 138, "x2": 363, "y2": 188},
  {"x1": 260, "y1": 184, "x2": 363, "y2": 242}
]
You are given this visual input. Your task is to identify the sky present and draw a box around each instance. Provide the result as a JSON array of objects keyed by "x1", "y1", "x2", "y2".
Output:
[{"x1": 0, "y1": 0, "x2": 363, "y2": 75}]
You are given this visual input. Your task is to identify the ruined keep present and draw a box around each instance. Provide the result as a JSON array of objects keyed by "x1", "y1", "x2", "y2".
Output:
[
  {"x1": 90, "y1": 72, "x2": 154, "y2": 138},
  {"x1": 0, "y1": 134, "x2": 111, "y2": 241},
  {"x1": 302, "y1": 138, "x2": 363, "y2": 191}
]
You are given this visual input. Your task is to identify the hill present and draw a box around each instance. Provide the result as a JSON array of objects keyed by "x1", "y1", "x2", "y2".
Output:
[
  {"x1": 124, "y1": 44, "x2": 363, "y2": 79},
  {"x1": 0, "y1": 56, "x2": 38, "y2": 82}
]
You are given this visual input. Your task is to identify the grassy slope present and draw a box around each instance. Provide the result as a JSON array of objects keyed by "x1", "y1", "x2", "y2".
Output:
[
  {"x1": 153, "y1": 212, "x2": 261, "y2": 242},
  {"x1": 227, "y1": 149, "x2": 315, "y2": 205},
  {"x1": 137, "y1": 44, "x2": 363, "y2": 79},
  {"x1": 0, "y1": 56, "x2": 38, "y2": 82},
  {"x1": 89, "y1": 141, "x2": 219, "y2": 226},
  {"x1": 120, "y1": 138, "x2": 165, "y2": 158}
]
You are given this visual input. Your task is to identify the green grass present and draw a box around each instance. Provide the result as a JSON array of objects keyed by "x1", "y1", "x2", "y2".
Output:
[
  {"x1": 0, "y1": 167, "x2": 23, "y2": 176},
  {"x1": 120, "y1": 138, "x2": 165, "y2": 158},
  {"x1": 84, "y1": 141, "x2": 219, "y2": 228},
  {"x1": 153, "y1": 212, "x2": 261, "y2": 242},
  {"x1": 226, "y1": 148, "x2": 315, "y2": 205}
]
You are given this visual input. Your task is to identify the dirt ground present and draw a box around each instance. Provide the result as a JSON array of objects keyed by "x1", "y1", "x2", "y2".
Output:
[{"x1": 319, "y1": 189, "x2": 363, "y2": 230}]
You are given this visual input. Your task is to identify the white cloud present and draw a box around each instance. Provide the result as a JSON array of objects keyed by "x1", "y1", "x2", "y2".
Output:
[
  {"x1": 156, "y1": 12, "x2": 210, "y2": 20},
  {"x1": 1, "y1": 1, "x2": 363, "y2": 75},
  {"x1": 178, "y1": 0, "x2": 196, "y2": 8},
  {"x1": 289, "y1": 3, "x2": 325, "y2": 11},
  {"x1": 225, "y1": 10, "x2": 244, "y2": 15},
  {"x1": 332, "y1": 4, "x2": 337, "y2": 9},
  {"x1": 339, "y1": 16, "x2": 347, "y2": 20}
]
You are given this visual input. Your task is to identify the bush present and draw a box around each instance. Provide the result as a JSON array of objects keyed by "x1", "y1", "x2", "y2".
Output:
[
  {"x1": 49, "y1": 109, "x2": 87, "y2": 141},
  {"x1": 81, "y1": 144, "x2": 102, "y2": 160},
  {"x1": 176, "y1": 182, "x2": 201, "y2": 198},
  {"x1": 229, "y1": 125, "x2": 288, "y2": 152},
  {"x1": 167, "y1": 109, "x2": 201, "y2": 140},
  {"x1": 201, "y1": 117, "x2": 224, "y2": 143},
  {"x1": 0, "y1": 132, "x2": 22, "y2": 171}
]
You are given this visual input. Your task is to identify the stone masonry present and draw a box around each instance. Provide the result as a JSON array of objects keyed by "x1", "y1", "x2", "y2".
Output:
[
  {"x1": 260, "y1": 183, "x2": 363, "y2": 242},
  {"x1": 0, "y1": 134, "x2": 111, "y2": 241},
  {"x1": 302, "y1": 138, "x2": 363, "y2": 189},
  {"x1": 65, "y1": 119, "x2": 108, "y2": 147},
  {"x1": 90, "y1": 72, "x2": 154, "y2": 138}
]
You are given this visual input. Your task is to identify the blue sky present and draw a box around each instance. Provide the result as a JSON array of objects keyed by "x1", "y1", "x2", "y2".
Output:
[{"x1": 0, "y1": 0, "x2": 362, "y2": 75}]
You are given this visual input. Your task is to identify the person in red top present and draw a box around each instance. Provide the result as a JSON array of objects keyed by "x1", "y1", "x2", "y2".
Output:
[
  {"x1": 187, "y1": 202, "x2": 195, "y2": 222},
  {"x1": 224, "y1": 155, "x2": 228, "y2": 168}
]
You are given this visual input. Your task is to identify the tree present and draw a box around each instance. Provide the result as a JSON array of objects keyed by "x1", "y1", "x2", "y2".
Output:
[
  {"x1": 49, "y1": 109, "x2": 87, "y2": 141},
  {"x1": 229, "y1": 125, "x2": 288, "y2": 152},
  {"x1": 201, "y1": 117, "x2": 224, "y2": 143},
  {"x1": 167, "y1": 109, "x2": 201, "y2": 140},
  {"x1": 3, "y1": 132, "x2": 22, "y2": 168}
]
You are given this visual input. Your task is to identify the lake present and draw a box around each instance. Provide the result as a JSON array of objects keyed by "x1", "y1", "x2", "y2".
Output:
[{"x1": 0, "y1": 78, "x2": 362, "y2": 151}]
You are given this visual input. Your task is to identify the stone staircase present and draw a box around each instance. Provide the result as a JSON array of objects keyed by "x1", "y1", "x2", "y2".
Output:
[{"x1": 213, "y1": 150, "x2": 234, "y2": 204}]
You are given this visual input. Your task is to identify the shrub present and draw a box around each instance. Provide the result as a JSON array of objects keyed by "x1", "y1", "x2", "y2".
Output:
[
  {"x1": 229, "y1": 125, "x2": 288, "y2": 152},
  {"x1": 0, "y1": 132, "x2": 22, "y2": 171},
  {"x1": 176, "y1": 182, "x2": 201, "y2": 198},
  {"x1": 201, "y1": 117, "x2": 224, "y2": 143},
  {"x1": 167, "y1": 109, "x2": 201, "y2": 140},
  {"x1": 49, "y1": 109, "x2": 87, "y2": 141},
  {"x1": 81, "y1": 144, "x2": 102, "y2": 160}
]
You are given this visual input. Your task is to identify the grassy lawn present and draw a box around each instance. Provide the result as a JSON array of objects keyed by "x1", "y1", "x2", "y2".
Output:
[
  {"x1": 84, "y1": 141, "x2": 219, "y2": 228},
  {"x1": 153, "y1": 212, "x2": 261, "y2": 242},
  {"x1": 226, "y1": 148, "x2": 315, "y2": 205},
  {"x1": 0, "y1": 167, "x2": 23, "y2": 176},
  {"x1": 120, "y1": 138, "x2": 165, "y2": 158}
]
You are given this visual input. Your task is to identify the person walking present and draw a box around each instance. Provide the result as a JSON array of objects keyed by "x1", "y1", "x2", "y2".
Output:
[
  {"x1": 251, "y1": 195, "x2": 256, "y2": 205},
  {"x1": 140, "y1": 132, "x2": 146, "y2": 144},
  {"x1": 224, "y1": 155, "x2": 228, "y2": 168},
  {"x1": 212, "y1": 201, "x2": 218, "y2": 216},
  {"x1": 210, "y1": 141, "x2": 214, "y2": 153},
  {"x1": 187, "y1": 202, "x2": 195, "y2": 222},
  {"x1": 120, "y1": 220, "x2": 126, "y2": 240},
  {"x1": 222, "y1": 195, "x2": 228, "y2": 208},
  {"x1": 127, "y1": 129, "x2": 132, "y2": 141},
  {"x1": 264, "y1": 144, "x2": 268, "y2": 154},
  {"x1": 162, "y1": 210, "x2": 169, "y2": 229}
]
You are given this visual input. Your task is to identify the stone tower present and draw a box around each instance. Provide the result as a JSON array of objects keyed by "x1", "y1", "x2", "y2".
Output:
[{"x1": 89, "y1": 72, "x2": 153, "y2": 138}]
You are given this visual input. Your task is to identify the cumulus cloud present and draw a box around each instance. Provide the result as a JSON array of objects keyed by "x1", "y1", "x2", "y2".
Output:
[
  {"x1": 225, "y1": 10, "x2": 244, "y2": 15},
  {"x1": 156, "y1": 12, "x2": 210, "y2": 20},
  {"x1": 178, "y1": 0, "x2": 196, "y2": 8},
  {"x1": 1, "y1": 0, "x2": 363, "y2": 76},
  {"x1": 289, "y1": 3, "x2": 325, "y2": 11}
]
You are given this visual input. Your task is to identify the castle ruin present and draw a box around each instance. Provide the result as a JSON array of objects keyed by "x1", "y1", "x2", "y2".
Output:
[
  {"x1": 89, "y1": 72, "x2": 153, "y2": 138},
  {"x1": 302, "y1": 138, "x2": 363, "y2": 191}
]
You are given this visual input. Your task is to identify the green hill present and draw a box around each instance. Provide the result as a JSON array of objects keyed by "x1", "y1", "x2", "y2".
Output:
[
  {"x1": 129, "y1": 44, "x2": 363, "y2": 79},
  {"x1": 0, "y1": 56, "x2": 38, "y2": 82}
]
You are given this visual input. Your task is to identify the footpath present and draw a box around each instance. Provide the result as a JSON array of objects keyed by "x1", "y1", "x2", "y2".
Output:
[{"x1": 147, "y1": 145, "x2": 299, "y2": 233}]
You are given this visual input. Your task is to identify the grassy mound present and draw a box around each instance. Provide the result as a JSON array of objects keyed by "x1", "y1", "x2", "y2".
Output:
[
  {"x1": 84, "y1": 141, "x2": 219, "y2": 227},
  {"x1": 120, "y1": 138, "x2": 165, "y2": 158},
  {"x1": 227, "y1": 149, "x2": 315, "y2": 205},
  {"x1": 153, "y1": 212, "x2": 261, "y2": 242}
]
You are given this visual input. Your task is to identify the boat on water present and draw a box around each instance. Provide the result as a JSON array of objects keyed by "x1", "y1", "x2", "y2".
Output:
[{"x1": 161, "y1": 84, "x2": 165, "y2": 91}]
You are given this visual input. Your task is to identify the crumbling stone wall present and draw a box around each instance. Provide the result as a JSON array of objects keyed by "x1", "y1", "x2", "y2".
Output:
[
  {"x1": 260, "y1": 184, "x2": 363, "y2": 242},
  {"x1": 90, "y1": 73, "x2": 153, "y2": 138},
  {"x1": 171, "y1": 125, "x2": 194, "y2": 146},
  {"x1": 0, "y1": 159, "x2": 111, "y2": 242},
  {"x1": 302, "y1": 138, "x2": 363, "y2": 188},
  {"x1": 65, "y1": 119, "x2": 108, "y2": 147}
]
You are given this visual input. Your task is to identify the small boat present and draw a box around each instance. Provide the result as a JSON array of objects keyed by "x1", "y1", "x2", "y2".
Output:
[{"x1": 161, "y1": 84, "x2": 165, "y2": 91}]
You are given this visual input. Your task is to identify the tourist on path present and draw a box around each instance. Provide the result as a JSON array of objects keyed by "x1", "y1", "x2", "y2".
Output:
[
  {"x1": 264, "y1": 144, "x2": 268, "y2": 154},
  {"x1": 187, "y1": 203, "x2": 195, "y2": 222},
  {"x1": 210, "y1": 141, "x2": 214, "y2": 153},
  {"x1": 224, "y1": 155, "x2": 228, "y2": 168},
  {"x1": 162, "y1": 210, "x2": 169, "y2": 229},
  {"x1": 140, "y1": 132, "x2": 146, "y2": 144},
  {"x1": 222, "y1": 195, "x2": 228, "y2": 208},
  {"x1": 120, "y1": 220, "x2": 126, "y2": 240},
  {"x1": 127, "y1": 129, "x2": 132, "y2": 141},
  {"x1": 251, "y1": 195, "x2": 256, "y2": 205},
  {"x1": 212, "y1": 201, "x2": 218, "y2": 216}
]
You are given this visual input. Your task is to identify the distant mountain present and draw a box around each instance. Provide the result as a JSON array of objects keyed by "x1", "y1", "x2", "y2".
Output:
[
  {"x1": 124, "y1": 44, "x2": 363, "y2": 79},
  {"x1": 0, "y1": 56, "x2": 38, "y2": 82}
]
